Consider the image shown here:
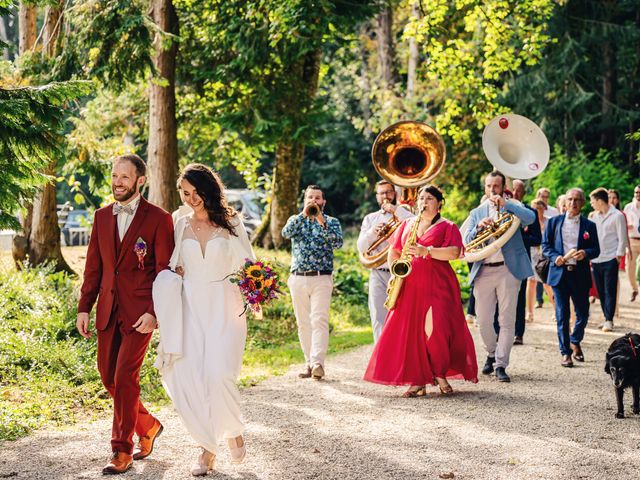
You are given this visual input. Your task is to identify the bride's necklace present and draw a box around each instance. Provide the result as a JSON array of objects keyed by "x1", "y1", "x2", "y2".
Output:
[{"x1": 189, "y1": 216, "x2": 221, "y2": 237}]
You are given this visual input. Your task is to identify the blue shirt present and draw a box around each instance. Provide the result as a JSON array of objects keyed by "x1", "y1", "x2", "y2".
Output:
[{"x1": 281, "y1": 213, "x2": 343, "y2": 272}]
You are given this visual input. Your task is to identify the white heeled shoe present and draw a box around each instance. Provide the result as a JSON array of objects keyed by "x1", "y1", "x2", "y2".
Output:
[
  {"x1": 227, "y1": 436, "x2": 246, "y2": 464},
  {"x1": 190, "y1": 448, "x2": 215, "y2": 476}
]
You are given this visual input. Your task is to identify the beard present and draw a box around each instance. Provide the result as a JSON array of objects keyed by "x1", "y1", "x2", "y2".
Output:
[{"x1": 112, "y1": 183, "x2": 137, "y2": 202}]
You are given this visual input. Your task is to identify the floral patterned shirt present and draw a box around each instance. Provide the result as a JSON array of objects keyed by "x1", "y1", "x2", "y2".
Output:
[{"x1": 281, "y1": 213, "x2": 343, "y2": 272}]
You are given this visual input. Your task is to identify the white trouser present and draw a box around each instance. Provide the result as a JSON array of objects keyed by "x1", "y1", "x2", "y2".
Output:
[
  {"x1": 474, "y1": 264, "x2": 521, "y2": 369},
  {"x1": 369, "y1": 269, "x2": 391, "y2": 343},
  {"x1": 287, "y1": 274, "x2": 333, "y2": 367},
  {"x1": 628, "y1": 238, "x2": 640, "y2": 292}
]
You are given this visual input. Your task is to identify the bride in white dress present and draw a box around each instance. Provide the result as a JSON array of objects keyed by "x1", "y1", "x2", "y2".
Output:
[{"x1": 153, "y1": 164, "x2": 254, "y2": 476}]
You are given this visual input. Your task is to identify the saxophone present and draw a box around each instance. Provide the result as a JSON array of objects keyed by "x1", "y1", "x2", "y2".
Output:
[{"x1": 384, "y1": 207, "x2": 425, "y2": 310}]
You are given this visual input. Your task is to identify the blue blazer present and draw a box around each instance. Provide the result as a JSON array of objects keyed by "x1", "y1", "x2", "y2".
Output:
[
  {"x1": 541, "y1": 214, "x2": 600, "y2": 288},
  {"x1": 464, "y1": 200, "x2": 536, "y2": 284},
  {"x1": 521, "y1": 205, "x2": 542, "y2": 256}
]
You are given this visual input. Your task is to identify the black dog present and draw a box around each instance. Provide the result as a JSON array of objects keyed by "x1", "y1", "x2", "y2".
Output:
[{"x1": 605, "y1": 333, "x2": 640, "y2": 418}]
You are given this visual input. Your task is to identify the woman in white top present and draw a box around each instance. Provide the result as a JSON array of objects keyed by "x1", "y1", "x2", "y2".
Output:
[{"x1": 154, "y1": 164, "x2": 254, "y2": 476}]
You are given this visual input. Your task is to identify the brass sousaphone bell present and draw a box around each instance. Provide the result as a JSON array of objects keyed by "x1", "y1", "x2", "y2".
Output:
[
  {"x1": 463, "y1": 113, "x2": 550, "y2": 263},
  {"x1": 359, "y1": 121, "x2": 446, "y2": 269}
]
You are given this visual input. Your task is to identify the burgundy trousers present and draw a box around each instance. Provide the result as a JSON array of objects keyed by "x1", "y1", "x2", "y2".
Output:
[{"x1": 97, "y1": 309, "x2": 155, "y2": 454}]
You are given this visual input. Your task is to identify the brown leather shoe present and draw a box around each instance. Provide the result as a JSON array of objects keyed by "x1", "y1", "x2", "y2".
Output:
[
  {"x1": 561, "y1": 354, "x2": 573, "y2": 368},
  {"x1": 102, "y1": 451, "x2": 133, "y2": 475},
  {"x1": 132, "y1": 419, "x2": 163, "y2": 460},
  {"x1": 570, "y1": 343, "x2": 584, "y2": 362},
  {"x1": 298, "y1": 366, "x2": 312, "y2": 378}
]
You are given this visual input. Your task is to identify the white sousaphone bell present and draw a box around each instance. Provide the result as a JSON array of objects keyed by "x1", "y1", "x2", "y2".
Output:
[{"x1": 462, "y1": 113, "x2": 550, "y2": 263}]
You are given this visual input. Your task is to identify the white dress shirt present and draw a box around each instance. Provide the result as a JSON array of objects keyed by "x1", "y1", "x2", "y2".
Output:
[
  {"x1": 484, "y1": 201, "x2": 505, "y2": 263},
  {"x1": 357, "y1": 205, "x2": 414, "y2": 269},
  {"x1": 592, "y1": 206, "x2": 627, "y2": 263},
  {"x1": 623, "y1": 201, "x2": 640, "y2": 239},
  {"x1": 561, "y1": 213, "x2": 580, "y2": 265},
  {"x1": 115, "y1": 194, "x2": 141, "y2": 240}
]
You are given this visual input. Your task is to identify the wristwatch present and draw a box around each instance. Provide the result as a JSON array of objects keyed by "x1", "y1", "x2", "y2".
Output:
[{"x1": 424, "y1": 246, "x2": 433, "y2": 258}]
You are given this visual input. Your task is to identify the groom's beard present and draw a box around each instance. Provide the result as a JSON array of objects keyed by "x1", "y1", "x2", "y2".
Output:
[{"x1": 112, "y1": 184, "x2": 138, "y2": 202}]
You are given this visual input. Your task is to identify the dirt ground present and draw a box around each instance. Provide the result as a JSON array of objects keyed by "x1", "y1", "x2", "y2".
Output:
[{"x1": 2, "y1": 272, "x2": 640, "y2": 479}]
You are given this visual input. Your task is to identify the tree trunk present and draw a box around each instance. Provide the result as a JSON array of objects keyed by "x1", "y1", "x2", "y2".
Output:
[
  {"x1": 12, "y1": 2, "x2": 38, "y2": 267},
  {"x1": 359, "y1": 24, "x2": 372, "y2": 139},
  {"x1": 406, "y1": 2, "x2": 420, "y2": 100},
  {"x1": 28, "y1": 163, "x2": 72, "y2": 272},
  {"x1": 265, "y1": 142, "x2": 306, "y2": 248},
  {"x1": 255, "y1": 50, "x2": 322, "y2": 249},
  {"x1": 375, "y1": 2, "x2": 398, "y2": 89},
  {"x1": 0, "y1": 16, "x2": 10, "y2": 60},
  {"x1": 43, "y1": 1, "x2": 63, "y2": 57},
  {"x1": 148, "y1": 0, "x2": 179, "y2": 212},
  {"x1": 18, "y1": 2, "x2": 36, "y2": 54},
  {"x1": 17, "y1": 0, "x2": 72, "y2": 273},
  {"x1": 600, "y1": 40, "x2": 616, "y2": 150}
]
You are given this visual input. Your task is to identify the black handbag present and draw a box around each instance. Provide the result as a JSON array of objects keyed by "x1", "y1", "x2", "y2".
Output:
[{"x1": 535, "y1": 255, "x2": 550, "y2": 282}]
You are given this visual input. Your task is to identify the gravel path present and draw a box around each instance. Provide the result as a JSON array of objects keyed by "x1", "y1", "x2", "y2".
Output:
[{"x1": 3, "y1": 273, "x2": 640, "y2": 480}]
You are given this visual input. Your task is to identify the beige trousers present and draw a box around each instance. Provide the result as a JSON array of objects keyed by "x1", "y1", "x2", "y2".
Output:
[
  {"x1": 287, "y1": 274, "x2": 333, "y2": 368},
  {"x1": 627, "y1": 238, "x2": 640, "y2": 292}
]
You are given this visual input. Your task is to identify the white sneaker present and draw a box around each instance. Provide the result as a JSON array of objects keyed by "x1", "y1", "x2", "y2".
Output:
[
  {"x1": 602, "y1": 321, "x2": 614, "y2": 332},
  {"x1": 465, "y1": 314, "x2": 476, "y2": 325}
]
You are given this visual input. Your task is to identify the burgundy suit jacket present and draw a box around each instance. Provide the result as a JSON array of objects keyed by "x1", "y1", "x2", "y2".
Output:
[{"x1": 78, "y1": 196, "x2": 174, "y2": 330}]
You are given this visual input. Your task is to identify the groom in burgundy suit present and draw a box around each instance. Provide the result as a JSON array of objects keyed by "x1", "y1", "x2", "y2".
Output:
[{"x1": 77, "y1": 154, "x2": 174, "y2": 474}]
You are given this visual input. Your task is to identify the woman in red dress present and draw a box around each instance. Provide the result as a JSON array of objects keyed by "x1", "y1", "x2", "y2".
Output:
[{"x1": 363, "y1": 185, "x2": 478, "y2": 397}]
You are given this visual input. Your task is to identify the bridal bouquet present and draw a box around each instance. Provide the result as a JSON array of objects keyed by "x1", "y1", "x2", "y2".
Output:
[{"x1": 228, "y1": 259, "x2": 281, "y2": 319}]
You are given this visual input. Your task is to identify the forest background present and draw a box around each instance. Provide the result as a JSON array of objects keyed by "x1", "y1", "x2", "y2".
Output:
[{"x1": 1, "y1": 0, "x2": 640, "y2": 441}]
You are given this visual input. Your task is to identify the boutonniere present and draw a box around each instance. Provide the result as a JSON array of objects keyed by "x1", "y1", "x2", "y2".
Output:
[
  {"x1": 134, "y1": 237, "x2": 147, "y2": 270},
  {"x1": 583, "y1": 231, "x2": 590, "y2": 240}
]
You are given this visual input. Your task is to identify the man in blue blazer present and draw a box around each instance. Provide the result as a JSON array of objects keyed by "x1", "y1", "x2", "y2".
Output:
[
  {"x1": 542, "y1": 188, "x2": 600, "y2": 367},
  {"x1": 464, "y1": 171, "x2": 536, "y2": 383}
]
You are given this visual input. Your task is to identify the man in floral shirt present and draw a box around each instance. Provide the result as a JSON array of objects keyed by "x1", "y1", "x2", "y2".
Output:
[{"x1": 282, "y1": 185, "x2": 343, "y2": 380}]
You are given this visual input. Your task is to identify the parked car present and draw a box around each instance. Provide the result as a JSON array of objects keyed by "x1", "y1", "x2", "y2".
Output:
[
  {"x1": 172, "y1": 189, "x2": 265, "y2": 237},
  {"x1": 61, "y1": 209, "x2": 91, "y2": 246},
  {"x1": 225, "y1": 189, "x2": 264, "y2": 236}
]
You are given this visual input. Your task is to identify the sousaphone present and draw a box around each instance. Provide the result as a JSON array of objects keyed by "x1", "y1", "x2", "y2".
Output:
[
  {"x1": 359, "y1": 121, "x2": 446, "y2": 269},
  {"x1": 463, "y1": 114, "x2": 549, "y2": 263}
]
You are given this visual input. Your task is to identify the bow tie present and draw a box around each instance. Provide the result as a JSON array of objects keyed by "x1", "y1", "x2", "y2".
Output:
[{"x1": 113, "y1": 203, "x2": 134, "y2": 216}]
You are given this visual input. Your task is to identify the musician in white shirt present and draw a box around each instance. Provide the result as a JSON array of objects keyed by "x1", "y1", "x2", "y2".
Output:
[
  {"x1": 357, "y1": 181, "x2": 414, "y2": 342},
  {"x1": 623, "y1": 185, "x2": 640, "y2": 301},
  {"x1": 590, "y1": 188, "x2": 627, "y2": 332}
]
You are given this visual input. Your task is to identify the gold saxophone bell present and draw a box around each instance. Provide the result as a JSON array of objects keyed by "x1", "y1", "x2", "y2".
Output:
[
  {"x1": 384, "y1": 206, "x2": 425, "y2": 310},
  {"x1": 360, "y1": 121, "x2": 446, "y2": 269}
]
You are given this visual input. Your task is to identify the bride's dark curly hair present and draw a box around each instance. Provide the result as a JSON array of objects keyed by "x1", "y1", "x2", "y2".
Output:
[{"x1": 177, "y1": 163, "x2": 238, "y2": 236}]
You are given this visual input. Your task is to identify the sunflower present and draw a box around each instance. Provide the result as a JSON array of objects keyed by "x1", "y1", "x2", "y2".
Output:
[
  {"x1": 246, "y1": 265, "x2": 263, "y2": 279},
  {"x1": 253, "y1": 280, "x2": 263, "y2": 291}
]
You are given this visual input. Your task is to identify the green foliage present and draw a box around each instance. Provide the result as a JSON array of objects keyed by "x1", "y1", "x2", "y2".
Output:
[
  {"x1": 405, "y1": 0, "x2": 555, "y2": 144},
  {"x1": 530, "y1": 145, "x2": 634, "y2": 210},
  {"x1": 0, "y1": 73, "x2": 93, "y2": 228},
  {"x1": 51, "y1": 0, "x2": 154, "y2": 89},
  {"x1": 505, "y1": 0, "x2": 640, "y2": 172}
]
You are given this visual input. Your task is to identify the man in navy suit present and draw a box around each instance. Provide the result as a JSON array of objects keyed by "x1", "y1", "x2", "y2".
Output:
[
  {"x1": 542, "y1": 188, "x2": 600, "y2": 367},
  {"x1": 464, "y1": 171, "x2": 536, "y2": 383}
]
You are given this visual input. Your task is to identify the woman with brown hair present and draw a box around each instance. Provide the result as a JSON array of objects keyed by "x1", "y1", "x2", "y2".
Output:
[
  {"x1": 363, "y1": 185, "x2": 478, "y2": 397},
  {"x1": 154, "y1": 164, "x2": 254, "y2": 475}
]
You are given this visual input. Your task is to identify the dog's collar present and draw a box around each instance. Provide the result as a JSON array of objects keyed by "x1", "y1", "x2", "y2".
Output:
[{"x1": 628, "y1": 335, "x2": 638, "y2": 359}]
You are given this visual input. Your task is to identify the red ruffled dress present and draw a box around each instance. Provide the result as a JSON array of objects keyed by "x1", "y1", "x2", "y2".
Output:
[{"x1": 363, "y1": 218, "x2": 478, "y2": 386}]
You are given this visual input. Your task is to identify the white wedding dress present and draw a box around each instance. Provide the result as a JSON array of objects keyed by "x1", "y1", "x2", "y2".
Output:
[{"x1": 157, "y1": 215, "x2": 255, "y2": 454}]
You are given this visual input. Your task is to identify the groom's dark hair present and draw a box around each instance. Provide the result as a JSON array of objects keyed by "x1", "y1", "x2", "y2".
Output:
[{"x1": 114, "y1": 154, "x2": 147, "y2": 178}]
